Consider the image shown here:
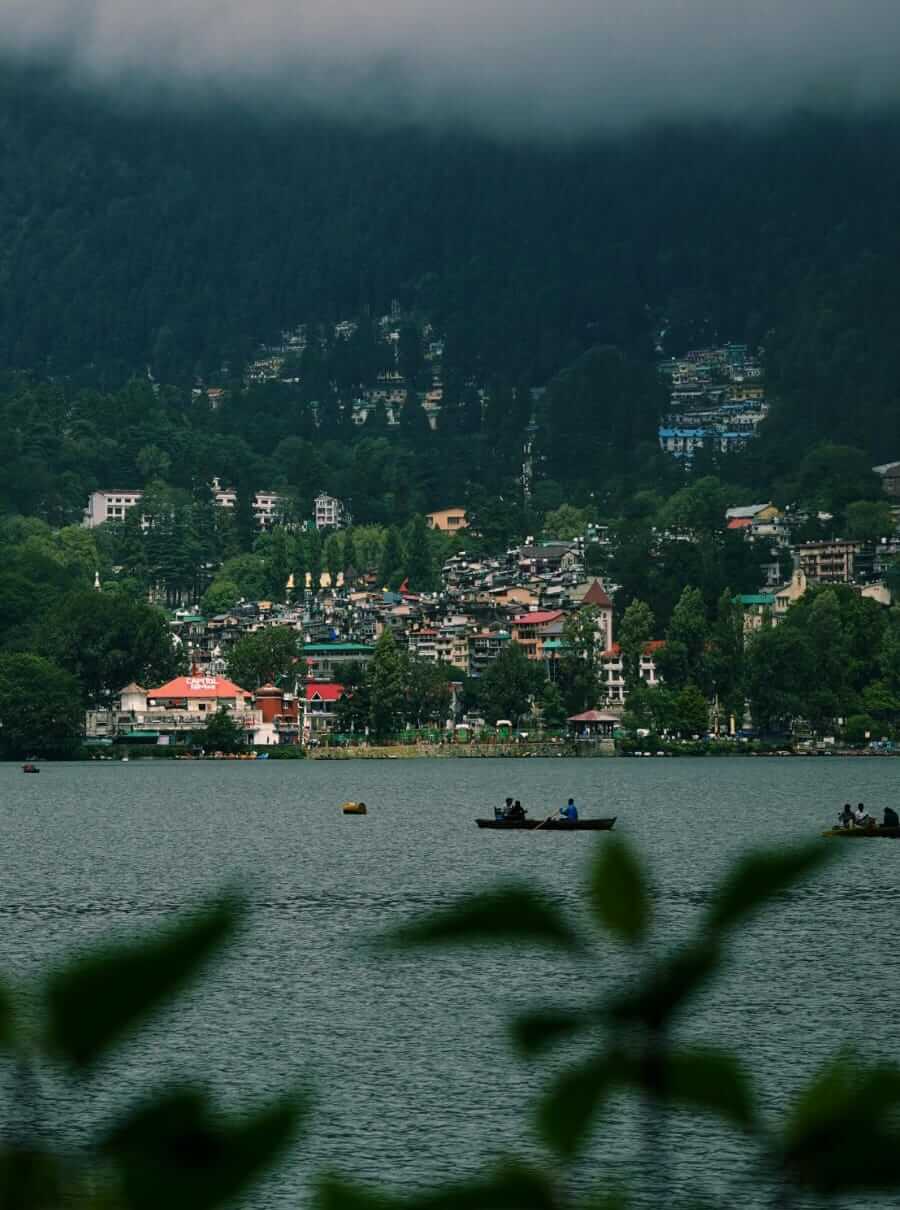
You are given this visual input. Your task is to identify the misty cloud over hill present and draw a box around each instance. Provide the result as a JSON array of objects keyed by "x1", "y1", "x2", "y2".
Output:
[{"x1": 3, "y1": 0, "x2": 900, "y2": 134}]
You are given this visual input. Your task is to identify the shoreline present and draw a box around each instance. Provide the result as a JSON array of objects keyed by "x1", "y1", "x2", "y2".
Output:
[{"x1": 12, "y1": 744, "x2": 900, "y2": 763}]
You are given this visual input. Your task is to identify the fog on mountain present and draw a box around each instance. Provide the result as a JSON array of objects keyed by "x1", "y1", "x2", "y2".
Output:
[{"x1": 3, "y1": 0, "x2": 900, "y2": 134}]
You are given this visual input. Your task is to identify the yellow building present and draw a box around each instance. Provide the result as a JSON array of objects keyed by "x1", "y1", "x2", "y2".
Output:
[{"x1": 426, "y1": 507, "x2": 468, "y2": 533}]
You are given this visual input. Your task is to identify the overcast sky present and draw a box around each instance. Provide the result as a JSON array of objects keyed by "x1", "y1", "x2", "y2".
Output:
[{"x1": 5, "y1": 0, "x2": 900, "y2": 135}]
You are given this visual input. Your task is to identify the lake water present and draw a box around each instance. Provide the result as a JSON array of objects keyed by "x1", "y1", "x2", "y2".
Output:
[{"x1": 0, "y1": 757, "x2": 898, "y2": 1207}]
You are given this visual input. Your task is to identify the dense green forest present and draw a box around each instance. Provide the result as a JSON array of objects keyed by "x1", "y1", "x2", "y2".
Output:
[{"x1": 0, "y1": 65, "x2": 899, "y2": 467}]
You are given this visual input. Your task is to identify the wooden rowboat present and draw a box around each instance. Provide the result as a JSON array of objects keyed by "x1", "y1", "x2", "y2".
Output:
[
  {"x1": 822, "y1": 825, "x2": 900, "y2": 838},
  {"x1": 476, "y1": 817, "x2": 616, "y2": 831}
]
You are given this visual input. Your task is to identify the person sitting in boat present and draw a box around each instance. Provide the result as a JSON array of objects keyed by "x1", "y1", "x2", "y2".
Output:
[
  {"x1": 839, "y1": 803, "x2": 853, "y2": 828},
  {"x1": 854, "y1": 803, "x2": 876, "y2": 828},
  {"x1": 884, "y1": 806, "x2": 899, "y2": 828},
  {"x1": 507, "y1": 800, "x2": 527, "y2": 821},
  {"x1": 495, "y1": 797, "x2": 514, "y2": 821},
  {"x1": 560, "y1": 798, "x2": 578, "y2": 822}
]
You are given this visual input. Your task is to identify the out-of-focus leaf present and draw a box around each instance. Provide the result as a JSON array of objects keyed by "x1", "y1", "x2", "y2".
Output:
[
  {"x1": 607, "y1": 941, "x2": 720, "y2": 1030},
  {"x1": 580, "y1": 1190, "x2": 629, "y2": 1210},
  {"x1": 316, "y1": 1178, "x2": 399, "y2": 1210},
  {"x1": 582, "y1": 1196, "x2": 628, "y2": 1210},
  {"x1": 0, "y1": 981, "x2": 15, "y2": 1048},
  {"x1": 648, "y1": 1049, "x2": 756, "y2": 1130},
  {"x1": 783, "y1": 1055, "x2": 858, "y2": 1145},
  {"x1": 384, "y1": 885, "x2": 580, "y2": 951},
  {"x1": 417, "y1": 1162, "x2": 556, "y2": 1210},
  {"x1": 318, "y1": 1163, "x2": 555, "y2": 1210},
  {"x1": 510, "y1": 1007, "x2": 590, "y2": 1057},
  {"x1": 0, "y1": 1147, "x2": 63, "y2": 1209},
  {"x1": 536, "y1": 1055, "x2": 616, "y2": 1157},
  {"x1": 781, "y1": 1057, "x2": 900, "y2": 1192},
  {"x1": 102, "y1": 1086, "x2": 304, "y2": 1210},
  {"x1": 45, "y1": 896, "x2": 241, "y2": 1067},
  {"x1": 589, "y1": 838, "x2": 650, "y2": 944},
  {"x1": 706, "y1": 844, "x2": 832, "y2": 935}
]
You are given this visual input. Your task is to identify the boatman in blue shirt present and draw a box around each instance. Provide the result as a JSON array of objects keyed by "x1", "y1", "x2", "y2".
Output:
[{"x1": 560, "y1": 798, "x2": 578, "y2": 822}]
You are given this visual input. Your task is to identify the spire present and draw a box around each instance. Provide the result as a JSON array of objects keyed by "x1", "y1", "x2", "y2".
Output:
[{"x1": 93, "y1": 570, "x2": 101, "y2": 591}]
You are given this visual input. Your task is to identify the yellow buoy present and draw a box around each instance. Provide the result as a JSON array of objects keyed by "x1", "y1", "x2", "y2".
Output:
[{"x1": 341, "y1": 801, "x2": 368, "y2": 815}]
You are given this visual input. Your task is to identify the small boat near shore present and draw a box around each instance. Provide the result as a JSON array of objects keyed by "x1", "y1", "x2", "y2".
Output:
[
  {"x1": 476, "y1": 817, "x2": 616, "y2": 831},
  {"x1": 823, "y1": 825, "x2": 900, "y2": 839},
  {"x1": 22, "y1": 764, "x2": 39, "y2": 774}
]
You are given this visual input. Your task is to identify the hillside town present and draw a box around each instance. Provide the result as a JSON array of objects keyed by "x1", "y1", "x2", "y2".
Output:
[{"x1": 81, "y1": 467, "x2": 900, "y2": 751}]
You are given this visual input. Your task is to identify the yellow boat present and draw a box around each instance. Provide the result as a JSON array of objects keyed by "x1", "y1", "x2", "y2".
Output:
[{"x1": 342, "y1": 801, "x2": 368, "y2": 815}]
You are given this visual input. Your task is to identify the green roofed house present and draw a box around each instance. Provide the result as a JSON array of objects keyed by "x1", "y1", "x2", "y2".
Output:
[
  {"x1": 303, "y1": 642, "x2": 375, "y2": 681},
  {"x1": 541, "y1": 638, "x2": 570, "y2": 679},
  {"x1": 735, "y1": 593, "x2": 775, "y2": 633}
]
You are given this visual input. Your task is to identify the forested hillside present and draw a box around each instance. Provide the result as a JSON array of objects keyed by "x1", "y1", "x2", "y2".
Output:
[{"x1": 1, "y1": 65, "x2": 899, "y2": 464}]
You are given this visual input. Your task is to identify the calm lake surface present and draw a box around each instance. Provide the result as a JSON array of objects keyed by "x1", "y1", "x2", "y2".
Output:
[{"x1": 0, "y1": 757, "x2": 898, "y2": 1207}]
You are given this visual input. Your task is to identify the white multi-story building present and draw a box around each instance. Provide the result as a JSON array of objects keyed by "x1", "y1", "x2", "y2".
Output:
[
  {"x1": 600, "y1": 641, "x2": 665, "y2": 704},
  {"x1": 83, "y1": 489, "x2": 144, "y2": 527},
  {"x1": 83, "y1": 486, "x2": 281, "y2": 529},
  {"x1": 314, "y1": 493, "x2": 348, "y2": 529},
  {"x1": 212, "y1": 485, "x2": 282, "y2": 528}
]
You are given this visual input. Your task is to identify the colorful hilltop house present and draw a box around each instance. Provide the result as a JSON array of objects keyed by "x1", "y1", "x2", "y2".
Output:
[{"x1": 510, "y1": 610, "x2": 565, "y2": 661}]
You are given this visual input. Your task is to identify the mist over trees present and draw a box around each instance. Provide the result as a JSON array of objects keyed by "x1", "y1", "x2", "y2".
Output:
[{"x1": 0, "y1": 71, "x2": 898, "y2": 469}]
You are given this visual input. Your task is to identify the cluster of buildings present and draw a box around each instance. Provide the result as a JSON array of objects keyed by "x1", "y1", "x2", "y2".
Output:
[
  {"x1": 81, "y1": 437, "x2": 900, "y2": 746},
  {"x1": 237, "y1": 308, "x2": 447, "y2": 429},
  {"x1": 84, "y1": 487, "x2": 349, "y2": 533},
  {"x1": 85, "y1": 531, "x2": 638, "y2": 745},
  {"x1": 84, "y1": 491, "x2": 900, "y2": 749},
  {"x1": 724, "y1": 504, "x2": 894, "y2": 595},
  {"x1": 657, "y1": 345, "x2": 769, "y2": 459}
]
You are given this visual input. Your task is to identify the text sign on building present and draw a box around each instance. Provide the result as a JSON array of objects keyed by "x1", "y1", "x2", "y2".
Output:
[{"x1": 187, "y1": 677, "x2": 218, "y2": 691}]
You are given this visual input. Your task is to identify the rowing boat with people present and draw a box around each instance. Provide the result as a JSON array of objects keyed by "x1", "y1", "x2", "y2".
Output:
[
  {"x1": 822, "y1": 825, "x2": 900, "y2": 839},
  {"x1": 475, "y1": 817, "x2": 616, "y2": 831}
]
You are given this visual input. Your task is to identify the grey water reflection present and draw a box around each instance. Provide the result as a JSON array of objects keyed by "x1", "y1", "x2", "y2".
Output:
[{"x1": 0, "y1": 757, "x2": 897, "y2": 1207}]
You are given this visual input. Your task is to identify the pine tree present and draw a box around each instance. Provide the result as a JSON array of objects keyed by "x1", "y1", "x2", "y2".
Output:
[
  {"x1": 290, "y1": 532, "x2": 307, "y2": 597},
  {"x1": 324, "y1": 532, "x2": 343, "y2": 585},
  {"x1": 618, "y1": 599, "x2": 655, "y2": 693},
  {"x1": 367, "y1": 628, "x2": 408, "y2": 740},
  {"x1": 307, "y1": 530, "x2": 323, "y2": 593},
  {"x1": 233, "y1": 482, "x2": 256, "y2": 552},
  {"x1": 403, "y1": 515, "x2": 436, "y2": 591},
  {"x1": 378, "y1": 526, "x2": 404, "y2": 589},
  {"x1": 342, "y1": 528, "x2": 360, "y2": 583},
  {"x1": 266, "y1": 528, "x2": 291, "y2": 601}
]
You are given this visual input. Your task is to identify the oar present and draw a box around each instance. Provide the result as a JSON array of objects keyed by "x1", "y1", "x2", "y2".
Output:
[{"x1": 533, "y1": 811, "x2": 560, "y2": 830}]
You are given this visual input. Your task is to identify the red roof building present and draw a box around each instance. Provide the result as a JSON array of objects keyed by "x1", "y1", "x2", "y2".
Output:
[
  {"x1": 567, "y1": 709, "x2": 619, "y2": 738},
  {"x1": 580, "y1": 580, "x2": 613, "y2": 609},
  {"x1": 303, "y1": 681, "x2": 345, "y2": 737},
  {"x1": 147, "y1": 675, "x2": 252, "y2": 706},
  {"x1": 511, "y1": 610, "x2": 564, "y2": 627},
  {"x1": 304, "y1": 683, "x2": 345, "y2": 703},
  {"x1": 128, "y1": 674, "x2": 263, "y2": 743},
  {"x1": 601, "y1": 640, "x2": 665, "y2": 659},
  {"x1": 511, "y1": 610, "x2": 565, "y2": 661}
]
